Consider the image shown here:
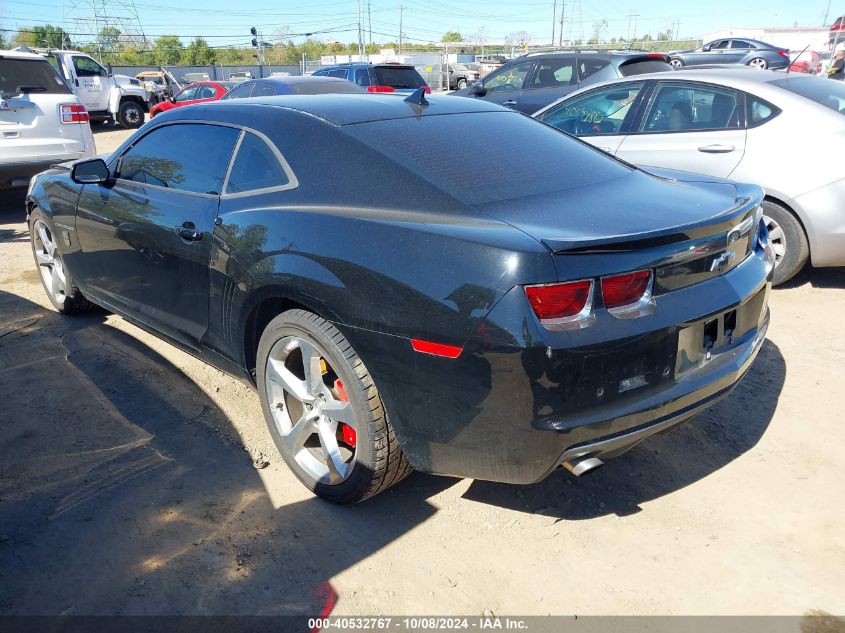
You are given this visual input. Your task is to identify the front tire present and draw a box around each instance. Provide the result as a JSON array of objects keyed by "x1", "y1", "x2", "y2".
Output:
[
  {"x1": 29, "y1": 208, "x2": 96, "y2": 314},
  {"x1": 763, "y1": 199, "x2": 809, "y2": 285},
  {"x1": 117, "y1": 100, "x2": 144, "y2": 129},
  {"x1": 457, "y1": 78, "x2": 468, "y2": 89},
  {"x1": 256, "y1": 309, "x2": 412, "y2": 503},
  {"x1": 670, "y1": 57, "x2": 684, "y2": 69}
]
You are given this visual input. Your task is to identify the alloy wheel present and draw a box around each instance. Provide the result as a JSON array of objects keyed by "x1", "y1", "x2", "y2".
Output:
[
  {"x1": 32, "y1": 219, "x2": 68, "y2": 305},
  {"x1": 748, "y1": 57, "x2": 768, "y2": 69},
  {"x1": 264, "y1": 335, "x2": 358, "y2": 485},
  {"x1": 670, "y1": 58, "x2": 684, "y2": 69},
  {"x1": 763, "y1": 214, "x2": 786, "y2": 268}
]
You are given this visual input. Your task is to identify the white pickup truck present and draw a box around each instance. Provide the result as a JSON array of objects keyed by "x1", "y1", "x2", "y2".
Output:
[{"x1": 39, "y1": 49, "x2": 154, "y2": 128}]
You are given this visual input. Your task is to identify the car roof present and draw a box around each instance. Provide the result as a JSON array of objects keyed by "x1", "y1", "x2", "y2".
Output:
[
  {"x1": 0, "y1": 48, "x2": 50, "y2": 60},
  {"x1": 244, "y1": 75, "x2": 353, "y2": 85},
  {"x1": 321, "y1": 62, "x2": 415, "y2": 69},
  {"x1": 209, "y1": 93, "x2": 506, "y2": 126}
]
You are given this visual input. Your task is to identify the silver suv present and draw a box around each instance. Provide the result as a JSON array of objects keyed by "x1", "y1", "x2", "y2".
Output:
[{"x1": 0, "y1": 49, "x2": 96, "y2": 189}]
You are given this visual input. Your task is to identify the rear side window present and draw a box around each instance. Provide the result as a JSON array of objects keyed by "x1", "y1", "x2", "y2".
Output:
[
  {"x1": 731, "y1": 40, "x2": 752, "y2": 48},
  {"x1": 119, "y1": 123, "x2": 240, "y2": 194},
  {"x1": 530, "y1": 57, "x2": 575, "y2": 88},
  {"x1": 250, "y1": 83, "x2": 276, "y2": 97},
  {"x1": 0, "y1": 58, "x2": 70, "y2": 96},
  {"x1": 641, "y1": 83, "x2": 740, "y2": 132},
  {"x1": 578, "y1": 58, "x2": 611, "y2": 80},
  {"x1": 197, "y1": 84, "x2": 217, "y2": 99},
  {"x1": 290, "y1": 81, "x2": 362, "y2": 95},
  {"x1": 353, "y1": 69, "x2": 371, "y2": 86},
  {"x1": 326, "y1": 69, "x2": 349, "y2": 79},
  {"x1": 373, "y1": 66, "x2": 426, "y2": 89},
  {"x1": 770, "y1": 76, "x2": 845, "y2": 115},
  {"x1": 747, "y1": 95, "x2": 780, "y2": 126},
  {"x1": 221, "y1": 83, "x2": 254, "y2": 100},
  {"x1": 225, "y1": 132, "x2": 292, "y2": 194}
]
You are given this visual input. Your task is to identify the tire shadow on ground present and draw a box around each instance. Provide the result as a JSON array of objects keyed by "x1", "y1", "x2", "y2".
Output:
[{"x1": 0, "y1": 289, "x2": 455, "y2": 616}]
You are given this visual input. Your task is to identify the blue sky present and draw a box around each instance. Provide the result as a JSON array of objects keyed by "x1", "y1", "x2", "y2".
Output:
[{"x1": 1, "y1": 0, "x2": 828, "y2": 49}]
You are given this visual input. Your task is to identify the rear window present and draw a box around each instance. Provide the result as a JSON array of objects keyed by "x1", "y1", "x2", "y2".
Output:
[
  {"x1": 771, "y1": 76, "x2": 845, "y2": 115},
  {"x1": 374, "y1": 66, "x2": 426, "y2": 89},
  {"x1": 345, "y1": 111, "x2": 632, "y2": 205},
  {"x1": 619, "y1": 58, "x2": 671, "y2": 77},
  {"x1": 0, "y1": 58, "x2": 70, "y2": 97},
  {"x1": 290, "y1": 81, "x2": 362, "y2": 95}
]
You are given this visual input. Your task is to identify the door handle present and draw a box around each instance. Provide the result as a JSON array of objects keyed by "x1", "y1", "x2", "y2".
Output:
[
  {"x1": 176, "y1": 222, "x2": 203, "y2": 242},
  {"x1": 698, "y1": 144, "x2": 735, "y2": 153},
  {"x1": 503, "y1": 100, "x2": 517, "y2": 107}
]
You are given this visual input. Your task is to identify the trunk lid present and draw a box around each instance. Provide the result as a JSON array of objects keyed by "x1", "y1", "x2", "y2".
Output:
[
  {"x1": 476, "y1": 167, "x2": 762, "y2": 292},
  {"x1": 0, "y1": 93, "x2": 91, "y2": 161}
]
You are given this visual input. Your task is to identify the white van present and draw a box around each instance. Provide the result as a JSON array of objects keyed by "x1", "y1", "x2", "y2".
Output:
[{"x1": 0, "y1": 49, "x2": 96, "y2": 189}]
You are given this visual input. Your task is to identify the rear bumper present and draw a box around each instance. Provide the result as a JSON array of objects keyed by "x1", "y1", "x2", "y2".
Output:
[
  {"x1": 0, "y1": 159, "x2": 65, "y2": 189},
  {"x1": 341, "y1": 247, "x2": 772, "y2": 484}
]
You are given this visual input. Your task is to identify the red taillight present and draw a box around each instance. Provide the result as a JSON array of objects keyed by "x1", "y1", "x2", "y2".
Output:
[
  {"x1": 410, "y1": 339, "x2": 463, "y2": 358},
  {"x1": 778, "y1": 50, "x2": 789, "y2": 58},
  {"x1": 601, "y1": 270, "x2": 651, "y2": 310},
  {"x1": 367, "y1": 85, "x2": 395, "y2": 93},
  {"x1": 525, "y1": 280, "x2": 592, "y2": 322},
  {"x1": 423, "y1": 85, "x2": 431, "y2": 94},
  {"x1": 60, "y1": 103, "x2": 89, "y2": 124}
]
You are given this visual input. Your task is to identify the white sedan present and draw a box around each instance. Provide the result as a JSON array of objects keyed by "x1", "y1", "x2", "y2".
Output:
[{"x1": 534, "y1": 68, "x2": 845, "y2": 284}]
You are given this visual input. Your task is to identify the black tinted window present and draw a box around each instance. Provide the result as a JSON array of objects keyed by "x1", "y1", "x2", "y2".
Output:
[
  {"x1": 0, "y1": 58, "x2": 70, "y2": 96},
  {"x1": 73, "y1": 56, "x2": 107, "y2": 77},
  {"x1": 251, "y1": 83, "x2": 276, "y2": 97},
  {"x1": 290, "y1": 80, "x2": 363, "y2": 94},
  {"x1": 373, "y1": 66, "x2": 425, "y2": 88},
  {"x1": 226, "y1": 132, "x2": 289, "y2": 194},
  {"x1": 771, "y1": 76, "x2": 845, "y2": 115},
  {"x1": 120, "y1": 123, "x2": 239, "y2": 194},
  {"x1": 347, "y1": 111, "x2": 632, "y2": 205},
  {"x1": 221, "y1": 83, "x2": 254, "y2": 100},
  {"x1": 731, "y1": 40, "x2": 752, "y2": 48},
  {"x1": 578, "y1": 58, "x2": 611, "y2": 80},
  {"x1": 619, "y1": 58, "x2": 671, "y2": 76},
  {"x1": 353, "y1": 69, "x2": 371, "y2": 86},
  {"x1": 326, "y1": 69, "x2": 348, "y2": 79}
]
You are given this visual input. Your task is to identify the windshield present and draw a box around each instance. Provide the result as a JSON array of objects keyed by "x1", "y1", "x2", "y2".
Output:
[
  {"x1": 0, "y1": 58, "x2": 71, "y2": 97},
  {"x1": 771, "y1": 76, "x2": 845, "y2": 115},
  {"x1": 373, "y1": 66, "x2": 426, "y2": 89}
]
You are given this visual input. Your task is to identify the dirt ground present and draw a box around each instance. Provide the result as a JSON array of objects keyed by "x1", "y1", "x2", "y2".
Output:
[{"x1": 0, "y1": 125, "x2": 843, "y2": 617}]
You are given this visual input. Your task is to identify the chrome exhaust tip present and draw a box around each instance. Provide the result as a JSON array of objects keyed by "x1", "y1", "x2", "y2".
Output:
[{"x1": 563, "y1": 456, "x2": 604, "y2": 477}]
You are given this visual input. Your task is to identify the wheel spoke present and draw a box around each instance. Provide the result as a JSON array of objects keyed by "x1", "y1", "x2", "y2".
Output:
[
  {"x1": 35, "y1": 250, "x2": 52, "y2": 267},
  {"x1": 266, "y1": 358, "x2": 312, "y2": 402},
  {"x1": 299, "y1": 340, "x2": 324, "y2": 397},
  {"x1": 282, "y1": 410, "x2": 315, "y2": 456},
  {"x1": 37, "y1": 224, "x2": 53, "y2": 256},
  {"x1": 316, "y1": 418, "x2": 347, "y2": 484},
  {"x1": 322, "y1": 398, "x2": 356, "y2": 426},
  {"x1": 771, "y1": 242, "x2": 786, "y2": 259}
]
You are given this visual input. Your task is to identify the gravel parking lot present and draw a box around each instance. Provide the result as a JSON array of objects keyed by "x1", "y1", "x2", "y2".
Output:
[{"x1": 0, "y1": 125, "x2": 843, "y2": 617}]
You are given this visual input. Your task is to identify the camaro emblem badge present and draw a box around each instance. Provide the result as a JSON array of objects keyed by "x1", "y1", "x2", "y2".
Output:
[
  {"x1": 727, "y1": 229, "x2": 741, "y2": 245},
  {"x1": 710, "y1": 251, "x2": 736, "y2": 272}
]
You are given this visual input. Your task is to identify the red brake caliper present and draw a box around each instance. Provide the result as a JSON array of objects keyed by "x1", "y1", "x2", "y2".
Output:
[{"x1": 334, "y1": 379, "x2": 356, "y2": 447}]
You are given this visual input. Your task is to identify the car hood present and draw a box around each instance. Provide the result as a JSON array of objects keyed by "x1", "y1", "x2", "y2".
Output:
[{"x1": 473, "y1": 166, "x2": 759, "y2": 252}]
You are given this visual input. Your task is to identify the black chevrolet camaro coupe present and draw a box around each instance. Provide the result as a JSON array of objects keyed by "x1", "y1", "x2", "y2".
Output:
[{"x1": 26, "y1": 92, "x2": 775, "y2": 503}]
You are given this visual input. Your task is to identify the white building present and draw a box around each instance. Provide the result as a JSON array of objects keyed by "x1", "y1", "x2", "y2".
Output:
[{"x1": 702, "y1": 26, "x2": 829, "y2": 52}]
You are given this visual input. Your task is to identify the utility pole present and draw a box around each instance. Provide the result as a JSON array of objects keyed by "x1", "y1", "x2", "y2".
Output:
[
  {"x1": 824, "y1": 0, "x2": 832, "y2": 26},
  {"x1": 356, "y1": 0, "x2": 364, "y2": 59},
  {"x1": 552, "y1": 0, "x2": 556, "y2": 46},
  {"x1": 398, "y1": 5, "x2": 405, "y2": 55},
  {"x1": 558, "y1": 0, "x2": 565, "y2": 46},
  {"x1": 368, "y1": 0, "x2": 372, "y2": 48}
]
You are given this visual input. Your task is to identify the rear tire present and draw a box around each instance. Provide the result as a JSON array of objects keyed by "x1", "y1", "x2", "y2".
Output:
[
  {"x1": 670, "y1": 57, "x2": 684, "y2": 69},
  {"x1": 29, "y1": 208, "x2": 96, "y2": 314},
  {"x1": 763, "y1": 199, "x2": 809, "y2": 285},
  {"x1": 457, "y1": 78, "x2": 468, "y2": 89},
  {"x1": 256, "y1": 309, "x2": 412, "y2": 503},
  {"x1": 117, "y1": 100, "x2": 144, "y2": 129},
  {"x1": 748, "y1": 57, "x2": 768, "y2": 70}
]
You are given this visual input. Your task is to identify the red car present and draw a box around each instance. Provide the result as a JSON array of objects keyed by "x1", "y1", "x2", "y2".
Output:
[
  {"x1": 789, "y1": 50, "x2": 822, "y2": 74},
  {"x1": 149, "y1": 80, "x2": 238, "y2": 117}
]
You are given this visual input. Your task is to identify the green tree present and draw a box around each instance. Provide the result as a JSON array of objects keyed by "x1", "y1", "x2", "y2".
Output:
[
  {"x1": 442, "y1": 31, "x2": 462, "y2": 42},
  {"x1": 153, "y1": 35, "x2": 183, "y2": 65},
  {"x1": 99, "y1": 26, "x2": 122, "y2": 57},
  {"x1": 184, "y1": 37, "x2": 217, "y2": 65},
  {"x1": 26, "y1": 25, "x2": 72, "y2": 48}
]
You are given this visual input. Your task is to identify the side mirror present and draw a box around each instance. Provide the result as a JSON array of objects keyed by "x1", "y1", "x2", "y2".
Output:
[
  {"x1": 471, "y1": 81, "x2": 487, "y2": 97},
  {"x1": 169, "y1": 96, "x2": 177, "y2": 104},
  {"x1": 702, "y1": 44, "x2": 712, "y2": 52},
  {"x1": 71, "y1": 158, "x2": 111, "y2": 185}
]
